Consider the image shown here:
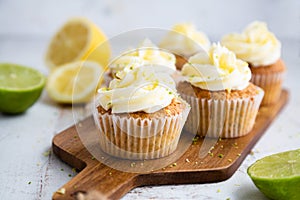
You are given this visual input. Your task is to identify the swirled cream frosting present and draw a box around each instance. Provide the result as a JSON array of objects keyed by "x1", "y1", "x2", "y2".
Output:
[
  {"x1": 181, "y1": 43, "x2": 251, "y2": 91},
  {"x1": 159, "y1": 23, "x2": 210, "y2": 57},
  {"x1": 98, "y1": 65, "x2": 177, "y2": 113},
  {"x1": 221, "y1": 21, "x2": 281, "y2": 66},
  {"x1": 109, "y1": 39, "x2": 176, "y2": 74}
]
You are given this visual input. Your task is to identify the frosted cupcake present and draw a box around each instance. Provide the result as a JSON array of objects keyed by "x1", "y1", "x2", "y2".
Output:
[
  {"x1": 221, "y1": 21, "x2": 285, "y2": 105},
  {"x1": 178, "y1": 43, "x2": 264, "y2": 138},
  {"x1": 93, "y1": 66, "x2": 190, "y2": 159},
  {"x1": 160, "y1": 23, "x2": 210, "y2": 70},
  {"x1": 109, "y1": 39, "x2": 176, "y2": 77}
]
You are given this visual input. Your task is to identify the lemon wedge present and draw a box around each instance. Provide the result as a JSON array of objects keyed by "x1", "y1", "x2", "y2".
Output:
[
  {"x1": 45, "y1": 17, "x2": 110, "y2": 70},
  {"x1": 46, "y1": 61, "x2": 102, "y2": 103}
]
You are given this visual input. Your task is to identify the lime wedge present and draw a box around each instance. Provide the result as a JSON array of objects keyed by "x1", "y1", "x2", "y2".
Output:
[
  {"x1": 248, "y1": 149, "x2": 300, "y2": 200},
  {"x1": 0, "y1": 63, "x2": 46, "y2": 114}
]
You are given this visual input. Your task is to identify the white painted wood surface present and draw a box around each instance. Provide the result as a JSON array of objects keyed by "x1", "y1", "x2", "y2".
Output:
[{"x1": 0, "y1": 1, "x2": 299, "y2": 199}]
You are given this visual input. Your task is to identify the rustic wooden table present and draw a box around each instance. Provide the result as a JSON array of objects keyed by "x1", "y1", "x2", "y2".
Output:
[{"x1": 0, "y1": 36, "x2": 299, "y2": 200}]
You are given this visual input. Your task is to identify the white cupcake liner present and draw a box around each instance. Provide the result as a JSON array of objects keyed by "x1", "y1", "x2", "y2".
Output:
[
  {"x1": 181, "y1": 87, "x2": 264, "y2": 138},
  {"x1": 251, "y1": 72, "x2": 285, "y2": 105},
  {"x1": 93, "y1": 99, "x2": 190, "y2": 160}
]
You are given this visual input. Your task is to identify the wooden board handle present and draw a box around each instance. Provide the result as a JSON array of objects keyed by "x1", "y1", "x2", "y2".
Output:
[
  {"x1": 53, "y1": 164, "x2": 138, "y2": 200},
  {"x1": 52, "y1": 90, "x2": 289, "y2": 200}
]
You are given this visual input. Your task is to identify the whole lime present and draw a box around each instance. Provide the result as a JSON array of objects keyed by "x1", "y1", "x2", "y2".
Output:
[{"x1": 0, "y1": 63, "x2": 46, "y2": 114}]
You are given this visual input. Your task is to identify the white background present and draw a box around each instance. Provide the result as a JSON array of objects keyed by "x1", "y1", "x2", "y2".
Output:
[{"x1": 0, "y1": 0, "x2": 299, "y2": 39}]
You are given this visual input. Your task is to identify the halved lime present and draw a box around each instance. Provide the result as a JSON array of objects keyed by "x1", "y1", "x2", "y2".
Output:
[
  {"x1": 248, "y1": 149, "x2": 300, "y2": 200},
  {"x1": 0, "y1": 63, "x2": 46, "y2": 114}
]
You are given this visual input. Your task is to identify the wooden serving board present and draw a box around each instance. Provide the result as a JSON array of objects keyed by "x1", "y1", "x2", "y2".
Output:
[{"x1": 52, "y1": 90, "x2": 289, "y2": 200}]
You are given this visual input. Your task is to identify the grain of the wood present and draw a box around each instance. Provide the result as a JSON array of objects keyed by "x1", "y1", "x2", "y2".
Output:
[
  {"x1": 39, "y1": 91, "x2": 282, "y2": 199},
  {"x1": 52, "y1": 90, "x2": 288, "y2": 200}
]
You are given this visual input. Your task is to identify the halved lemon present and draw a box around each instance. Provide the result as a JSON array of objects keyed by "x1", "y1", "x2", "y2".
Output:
[
  {"x1": 46, "y1": 61, "x2": 103, "y2": 103},
  {"x1": 45, "y1": 17, "x2": 110, "y2": 70}
]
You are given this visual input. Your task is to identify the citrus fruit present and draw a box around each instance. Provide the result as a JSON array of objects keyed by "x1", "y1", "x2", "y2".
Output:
[
  {"x1": 45, "y1": 17, "x2": 110, "y2": 70},
  {"x1": 46, "y1": 61, "x2": 102, "y2": 104},
  {"x1": 248, "y1": 149, "x2": 300, "y2": 200},
  {"x1": 0, "y1": 63, "x2": 45, "y2": 114}
]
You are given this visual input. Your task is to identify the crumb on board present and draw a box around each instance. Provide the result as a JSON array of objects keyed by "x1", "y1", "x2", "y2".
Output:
[
  {"x1": 192, "y1": 136, "x2": 200, "y2": 144},
  {"x1": 130, "y1": 162, "x2": 136, "y2": 167},
  {"x1": 232, "y1": 142, "x2": 239, "y2": 149},
  {"x1": 56, "y1": 188, "x2": 66, "y2": 195},
  {"x1": 169, "y1": 163, "x2": 177, "y2": 168}
]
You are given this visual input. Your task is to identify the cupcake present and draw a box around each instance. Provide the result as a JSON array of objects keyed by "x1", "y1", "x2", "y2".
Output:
[
  {"x1": 109, "y1": 38, "x2": 176, "y2": 77},
  {"x1": 93, "y1": 65, "x2": 190, "y2": 159},
  {"x1": 159, "y1": 23, "x2": 210, "y2": 70},
  {"x1": 221, "y1": 21, "x2": 285, "y2": 105},
  {"x1": 178, "y1": 43, "x2": 264, "y2": 138}
]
